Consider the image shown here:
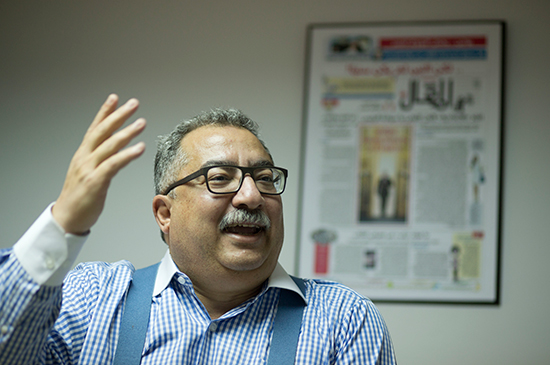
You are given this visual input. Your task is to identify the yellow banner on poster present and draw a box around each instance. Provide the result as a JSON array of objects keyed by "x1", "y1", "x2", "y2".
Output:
[{"x1": 324, "y1": 77, "x2": 394, "y2": 95}]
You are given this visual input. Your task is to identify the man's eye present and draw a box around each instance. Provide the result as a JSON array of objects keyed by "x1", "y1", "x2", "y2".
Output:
[
  {"x1": 209, "y1": 174, "x2": 231, "y2": 181},
  {"x1": 257, "y1": 175, "x2": 274, "y2": 182}
]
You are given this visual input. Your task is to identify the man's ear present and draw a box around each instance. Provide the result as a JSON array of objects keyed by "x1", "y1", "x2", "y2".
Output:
[{"x1": 153, "y1": 195, "x2": 172, "y2": 236}]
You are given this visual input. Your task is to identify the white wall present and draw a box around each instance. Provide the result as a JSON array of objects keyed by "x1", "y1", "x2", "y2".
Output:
[{"x1": 1, "y1": 0, "x2": 549, "y2": 363}]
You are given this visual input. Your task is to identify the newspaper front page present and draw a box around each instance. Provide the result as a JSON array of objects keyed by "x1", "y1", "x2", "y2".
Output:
[{"x1": 298, "y1": 21, "x2": 503, "y2": 303}]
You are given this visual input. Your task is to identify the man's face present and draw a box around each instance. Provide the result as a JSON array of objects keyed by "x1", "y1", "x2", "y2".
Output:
[{"x1": 164, "y1": 125, "x2": 284, "y2": 284}]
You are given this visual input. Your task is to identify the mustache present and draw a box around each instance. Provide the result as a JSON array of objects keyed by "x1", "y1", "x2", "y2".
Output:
[{"x1": 219, "y1": 209, "x2": 271, "y2": 231}]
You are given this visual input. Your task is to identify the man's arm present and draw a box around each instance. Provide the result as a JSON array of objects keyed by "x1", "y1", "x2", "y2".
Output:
[
  {"x1": 335, "y1": 299, "x2": 397, "y2": 364},
  {"x1": 0, "y1": 95, "x2": 146, "y2": 363},
  {"x1": 0, "y1": 249, "x2": 64, "y2": 364}
]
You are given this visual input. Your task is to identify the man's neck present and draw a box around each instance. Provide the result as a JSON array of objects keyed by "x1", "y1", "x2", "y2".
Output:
[
  {"x1": 193, "y1": 280, "x2": 265, "y2": 319},
  {"x1": 186, "y1": 266, "x2": 270, "y2": 319},
  {"x1": 167, "y1": 251, "x2": 277, "y2": 319}
]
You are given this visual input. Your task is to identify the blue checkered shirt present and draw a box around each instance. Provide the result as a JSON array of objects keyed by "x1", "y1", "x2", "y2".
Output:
[{"x1": 0, "y1": 209, "x2": 396, "y2": 364}]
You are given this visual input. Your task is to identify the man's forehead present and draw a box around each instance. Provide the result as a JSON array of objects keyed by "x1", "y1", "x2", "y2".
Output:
[
  {"x1": 181, "y1": 125, "x2": 272, "y2": 165},
  {"x1": 200, "y1": 158, "x2": 274, "y2": 169}
]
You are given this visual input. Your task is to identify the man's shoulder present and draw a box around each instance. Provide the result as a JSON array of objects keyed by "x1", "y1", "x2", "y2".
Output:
[
  {"x1": 73, "y1": 259, "x2": 135, "y2": 271},
  {"x1": 297, "y1": 278, "x2": 388, "y2": 334},
  {"x1": 65, "y1": 260, "x2": 136, "y2": 288},
  {"x1": 301, "y1": 277, "x2": 374, "y2": 307}
]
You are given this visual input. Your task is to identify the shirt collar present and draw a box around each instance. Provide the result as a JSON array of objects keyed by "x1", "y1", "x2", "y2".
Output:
[
  {"x1": 153, "y1": 250, "x2": 307, "y2": 303},
  {"x1": 153, "y1": 250, "x2": 180, "y2": 296}
]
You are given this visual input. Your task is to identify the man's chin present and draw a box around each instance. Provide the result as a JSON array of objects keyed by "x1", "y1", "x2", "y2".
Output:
[
  {"x1": 220, "y1": 250, "x2": 272, "y2": 273},
  {"x1": 222, "y1": 260, "x2": 266, "y2": 272},
  {"x1": 218, "y1": 233, "x2": 281, "y2": 273}
]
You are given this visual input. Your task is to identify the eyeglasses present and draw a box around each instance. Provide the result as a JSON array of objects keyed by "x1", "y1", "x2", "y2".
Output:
[{"x1": 162, "y1": 165, "x2": 288, "y2": 196}]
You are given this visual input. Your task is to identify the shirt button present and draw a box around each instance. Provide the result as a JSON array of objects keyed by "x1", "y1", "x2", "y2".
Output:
[
  {"x1": 177, "y1": 276, "x2": 186, "y2": 285},
  {"x1": 45, "y1": 256, "x2": 55, "y2": 270},
  {"x1": 1, "y1": 325, "x2": 9, "y2": 335},
  {"x1": 209, "y1": 322, "x2": 218, "y2": 332}
]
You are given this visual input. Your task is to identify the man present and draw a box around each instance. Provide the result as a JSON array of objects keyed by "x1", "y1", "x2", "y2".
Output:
[
  {"x1": 377, "y1": 173, "x2": 392, "y2": 218},
  {"x1": 0, "y1": 95, "x2": 396, "y2": 364}
]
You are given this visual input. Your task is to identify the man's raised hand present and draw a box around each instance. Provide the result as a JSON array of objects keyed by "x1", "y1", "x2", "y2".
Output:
[{"x1": 52, "y1": 94, "x2": 146, "y2": 235}]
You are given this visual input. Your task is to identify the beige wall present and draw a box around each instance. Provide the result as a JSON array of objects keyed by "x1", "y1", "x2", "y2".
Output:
[{"x1": 1, "y1": 0, "x2": 549, "y2": 363}]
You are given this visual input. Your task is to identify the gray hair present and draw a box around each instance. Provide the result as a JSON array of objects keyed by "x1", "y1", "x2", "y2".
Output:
[{"x1": 154, "y1": 108, "x2": 271, "y2": 196}]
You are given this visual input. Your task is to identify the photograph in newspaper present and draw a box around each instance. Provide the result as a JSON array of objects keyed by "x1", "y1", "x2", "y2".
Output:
[{"x1": 297, "y1": 21, "x2": 504, "y2": 304}]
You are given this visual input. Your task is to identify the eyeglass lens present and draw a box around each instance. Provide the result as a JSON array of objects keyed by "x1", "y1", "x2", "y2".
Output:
[{"x1": 207, "y1": 166, "x2": 284, "y2": 194}]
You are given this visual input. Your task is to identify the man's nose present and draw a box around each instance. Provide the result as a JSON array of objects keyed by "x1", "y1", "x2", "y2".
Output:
[{"x1": 232, "y1": 175, "x2": 264, "y2": 210}]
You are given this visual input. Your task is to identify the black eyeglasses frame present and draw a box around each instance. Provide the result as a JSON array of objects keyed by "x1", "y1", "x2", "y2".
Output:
[{"x1": 162, "y1": 165, "x2": 288, "y2": 196}]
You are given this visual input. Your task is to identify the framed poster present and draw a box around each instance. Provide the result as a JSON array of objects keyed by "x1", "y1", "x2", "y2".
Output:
[{"x1": 297, "y1": 21, "x2": 505, "y2": 304}]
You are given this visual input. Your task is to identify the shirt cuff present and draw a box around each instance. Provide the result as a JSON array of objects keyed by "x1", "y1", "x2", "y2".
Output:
[{"x1": 13, "y1": 203, "x2": 87, "y2": 286}]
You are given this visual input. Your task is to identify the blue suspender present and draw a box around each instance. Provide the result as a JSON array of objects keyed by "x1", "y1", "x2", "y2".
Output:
[
  {"x1": 267, "y1": 277, "x2": 307, "y2": 365},
  {"x1": 113, "y1": 264, "x2": 306, "y2": 365},
  {"x1": 112, "y1": 263, "x2": 160, "y2": 365}
]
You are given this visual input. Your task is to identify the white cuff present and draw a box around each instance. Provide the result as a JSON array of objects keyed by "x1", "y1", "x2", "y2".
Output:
[{"x1": 13, "y1": 203, "x2": 87, "y2": 286}]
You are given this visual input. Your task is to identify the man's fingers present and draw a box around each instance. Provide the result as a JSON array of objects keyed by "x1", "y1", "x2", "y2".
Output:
[
  {"x1": 88, "y1": 94, "x2": 119, "y2": 131},
  {"x1": 90, "y1": 117, "x2": 146, "y2": 169},
  {"x1": 94, "y1": 141, "x2": 146, "y2": 182},
  {"x1": 84, "y1": 97, "x2": 140, "y2": 152},
  {"x1": 53, "y1": 135, "x2": 146, "y2": 235}
]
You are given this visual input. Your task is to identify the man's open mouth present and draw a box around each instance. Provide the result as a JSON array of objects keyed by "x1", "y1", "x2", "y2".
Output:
[
  {"x1": 223, "y1": 224, "x2": 264, "y2": 236},
  {"x1": 219, "y1": 209, "x2": 271, "y2": 235}
]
